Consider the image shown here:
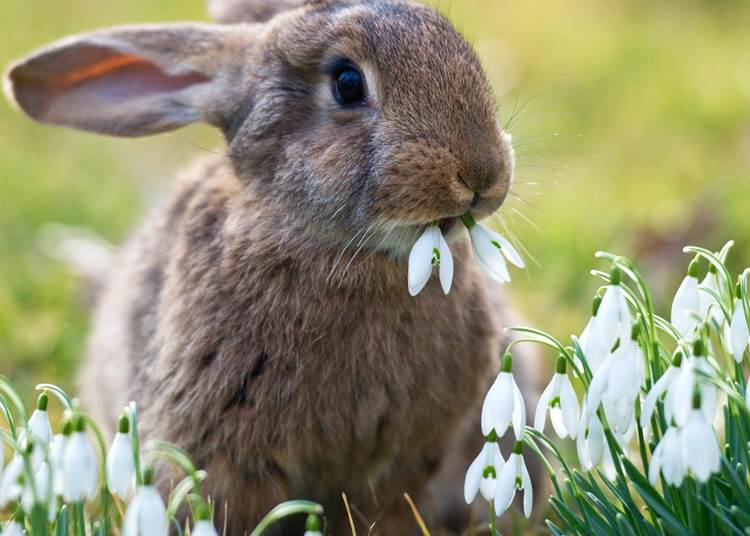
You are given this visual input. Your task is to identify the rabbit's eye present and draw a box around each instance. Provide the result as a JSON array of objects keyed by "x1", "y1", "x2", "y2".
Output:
[{"x1": 332, "y1": 66, "x2": 366, "y2": 106}]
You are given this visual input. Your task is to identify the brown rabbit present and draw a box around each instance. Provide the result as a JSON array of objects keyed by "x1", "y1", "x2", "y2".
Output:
[{"x1": 5, "y1": 0, "x2": 543, "y2": 533}]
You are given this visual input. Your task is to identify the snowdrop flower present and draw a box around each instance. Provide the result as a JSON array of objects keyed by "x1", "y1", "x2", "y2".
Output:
[
  {"x1": 578, "y1": 295, "x2": 610, "y2": 373},
  {"x1": 1, "y1": 521, "x2": 25, "y2": 536},
  {"x1": 0, "y1": 454, "x2": 24, "y2": 507},
  {"x1": 481, "y1": 353, "x2": 526, "y2": 439},
  {"x1": 107, "y1": 414, "x2": 136, "y2": 497},
  {"x1": 407, "y1": 224, "x2": 453, "y2": 296},
  {"x1": 62, "y1": 418, "x2": 99, "y2": 502},
  {"x1": 729, "y1": 284, "x2": 749, "y2": 362},
  {"x1": 595, "y1": 268, "x2": 633, "y2": 348},
  {"x1": 648, "y1": 426, "x2": 685, "y2": 487},
  {"x1": 192, "y1": 520, "x2": 219, "y2": 536},
  {"x1": 27, "y1": 393, "x2": 52, "y2": 447},
  {"x1": 670, "y1": 258, "x2": 701, "y2": 340},
  {"x1": 123, "y1": 467, "x2": 168, "y2": 536},
  {"x1": 640, "y1": 351, "x2": 683, "y2": 428},
  {"x1": 670, "y1": 340, "x2": 717, "y2": 426},
  {"x1": 493, "y1": 441, "x2": 532, "y2": 518},
  {"x1": 698, "y1": 263, "x2": 723, "y2": 325},
  {"x1": 22, "y1": 461, "x2": 56, "y2": 522},
  {"x1": 464, "y1": 430, "x2": 504, "y2": 503},
  {"x1": 534, "y1": 357, "x2": 580, "y2": 439},
  {"x1": 303, "y1": 514, "x2": 323, "y2": 536},
  {"x1": 576, "y1": 399, "x2": 605, "y2": 470},
  {"x1": 461, "y1": 214, "x2": 523, "y2": 284},
  {"x1": 49, "y1": 427, "x2": 70, "y2": 497},
  {"x1": 586, "y1": 326, "x2": 645, "y2": 434},
  {"x1": 681, "y1": 394, "x2": 721, "y2": 482}
]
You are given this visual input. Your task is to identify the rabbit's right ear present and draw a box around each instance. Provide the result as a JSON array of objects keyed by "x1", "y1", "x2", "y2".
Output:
[
  {"x1": 4, "y1": 23, "x2": 254, "y2": 137},
  {"x1": 208, "y1": 0, "x2": 305, "y2": 23}
]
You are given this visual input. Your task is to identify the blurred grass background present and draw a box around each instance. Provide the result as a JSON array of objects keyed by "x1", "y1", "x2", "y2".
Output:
[{"x1": 0, "y1": 0, "x2": 749, "y2": 400}]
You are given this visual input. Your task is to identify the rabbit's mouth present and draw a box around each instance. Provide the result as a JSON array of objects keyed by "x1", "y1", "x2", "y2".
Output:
[{"x1": 438, "y1": 217, "x2": 457, "y2": 235}]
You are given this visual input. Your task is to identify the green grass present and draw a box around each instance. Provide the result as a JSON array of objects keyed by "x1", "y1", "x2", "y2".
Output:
[{"x1": 1, "y1": 0, "x2": 749, "y2": 398}]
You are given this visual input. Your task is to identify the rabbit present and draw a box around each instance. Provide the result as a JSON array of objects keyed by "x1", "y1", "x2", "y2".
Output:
[{"x1": 4, "y1": 0, "x2": 544, "y2": 533}]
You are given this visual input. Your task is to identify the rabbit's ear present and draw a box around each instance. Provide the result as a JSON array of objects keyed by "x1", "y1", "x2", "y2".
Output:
[
  {"x1": 4, "y1": 23, "x2": 251, "y2": 137},
  {"x1": 208, "y1": 0, "x2": 305, "y2": 23}
]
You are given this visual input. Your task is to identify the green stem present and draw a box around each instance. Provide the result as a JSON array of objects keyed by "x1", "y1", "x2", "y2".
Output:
[{"x1": 489, "y1": 500, "x2": 497, "y2": 535}]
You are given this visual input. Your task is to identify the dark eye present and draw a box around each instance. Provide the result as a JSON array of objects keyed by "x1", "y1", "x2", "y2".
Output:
[{"x1": 332, "y1": 66, "x2": 366, "y2": 106}]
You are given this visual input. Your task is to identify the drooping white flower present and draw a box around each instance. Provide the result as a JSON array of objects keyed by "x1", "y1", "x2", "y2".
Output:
[
  {"x1": 493, "y1": 441, "x2": 532, "y2": 519},
  {"x1": 461, "y1": 215, "x2": 523, "y2": 284},
  {"x1": 123, "y1": 469, "x2": 168, "y2": 536},
  {"x1": 0, "y1": 454, "x2": 24, "y2": 507},
  {"x1": 62, "y1": 419, "x2": 99, "y2": 502},
  {"x1": 595, "y1": 268, "x2": 632, "y2": 348},
  {"x1": 698, "y1": 264, "x2": 723, "y2": 325},
  {"x1": 22, "y1": 461, "x2": 57, "y2": 522},
  {"x1": 576, "y1": 401, "x2": 604, "y2": 470},
  {"x1": 586, "y1": 329, "x2": 644, "y2": 434},
  {"x1": 579, "y1": 295, "x2": 610, "y2": 373},
  {"x1": 107, "y1": 415, "x2": 136, "y2": 498},
  {"x1": 729, "y1": 294, "x2": 749, "y2": 363},
  {"x1": 1, "y1": 520, "x2": 25, "y2": 536},
  {"x1": 481, "y1": 353, "x2": 526, "y2": 440},
  {"x1": 670, "y1": 259, "x2": 701, "y2": 340},
  {"x1": 670, "y1": 341, "x2": 717, "y2": 427},
  {"x1": 407, "y1": 225, "x2": 453, "y2": 296},
  {"x1": 640, "y1": 352, "x2": 684, "y2": 428},
  {"x1": 192, "y1": 520, "x2": 219, "y2": 536},
  {"x1": 534, "y1": 357, "x2": 580, "y2": 439},
  {"x1": 648, "y1": 426, "x2": 685, "y2": 487},
  {"x1": 681, "y1": 407, "x2": 720, "y2": 482},
  {"x1": 49, "y1": 431, "x2": 69, "y2": 497},
  {"x1": 27, "y1": 393, "x2": 52, "y2": 447},
  {"x1": 464, "y1": 432, "x2": 504, "y2": 503}
]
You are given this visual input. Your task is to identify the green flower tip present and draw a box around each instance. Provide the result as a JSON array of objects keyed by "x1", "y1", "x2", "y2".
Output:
[
  {"x1": 592, "y1": 295, "x2": 603, "y2": 316},
  {"x1": 195, "y1": 503, "x2": 211, "y2": 522},
  {"x1": 708, "y1": 263, "x2": 717, "y2": 274},
  {"x1": 609, "y1": 267, "x2": 621, "y2": 286},
  {"x1": 483, "y1": 465, "x2": 497, "y2": 479},
  {"x1": 460, "y1": 213, "x2": 476, "y2": 229},
  {"x1": 118, "y1": 414, "x2": 130, "y2": 434},
  {"x1": 693, "y1": 339, "x2": 705, "y2": 357},
  {"x1": 692, "y1": 389, "x2": 701, "y2": 410},
  {"x1": 62, "y1": 419, "x2": 73, "y2": 436},
  {"x1": 555, "y1": 356, "x2": 567, "y2": 374},
  {"x1": 630, "y1": 322, "x2": 641, "y2": 341},
  {"x1": 36, "y1": 392, "x2": 48, "y2": 411},
  {"x1": 485, "y1": 429, "x2": 498, "y2": 443},
  {"x1": 305, "y1": 514, "x2": 322, "y2": 531},
  {"x1": 74, "y1": 415, "x2": 86, "y2": 433},
  {"x1": 143, "y1": 466, "x2": 154, "y2": 486},
  {"x1": 737, "y1": 281, "x2": 743, "y2": 300},
  {"x1": 512, "y1": 441, "x2": 524, "y2": 455},
  {"x1": 672, "y1": 351, "x2": 683, "y2": 368},
  {"x1": 687, "y1": 257, "x2": 700, "y2": 278},
  {"x1": 500, "y1": 352, "x2": 513, "y2": 373}
]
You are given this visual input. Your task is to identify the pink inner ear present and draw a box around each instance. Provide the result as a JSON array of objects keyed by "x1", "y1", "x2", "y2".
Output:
[{"x1": 10, "y1": 46, "x2": 210, "y2": 134}]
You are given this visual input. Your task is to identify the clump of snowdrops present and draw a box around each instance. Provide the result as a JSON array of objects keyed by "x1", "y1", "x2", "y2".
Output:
[
  {"x1": 0, "y1": 385, "x2": 324, "y2": 535},
  {"x1": 466, "y1": 241, "x2": 750, "y2": 535}
]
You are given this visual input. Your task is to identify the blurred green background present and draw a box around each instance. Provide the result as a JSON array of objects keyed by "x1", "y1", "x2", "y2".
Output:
[{"x1": 1, "y1": 0, "x2": 749, "y2": 400}]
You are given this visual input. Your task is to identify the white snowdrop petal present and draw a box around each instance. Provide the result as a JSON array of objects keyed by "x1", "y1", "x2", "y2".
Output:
[
  {"x1": 492, "y1": 373, "x2": 515, "y2": 436},
  {"x1": 27, "y1": 410, "x2": 53, "y2": 446},
  {"x1": 138, "y1": 486, "x2": 168, "y2": 536},
  {"x1": 493, "y1": 456, "x2": 517, "y2": 517},
  {"x1": 585, "y1": 357, "x2": 613, "y2": 416},
  {"x1": 437, "y1": 232, "x2": 453, "y2": 294},
  {"x1": 511, "y1": 378, "x2": 527, "y2": 440},
  {"x1": 550, "y1": 406, "x2": 567, "y2": 438},
  {"x1": 586, "y1": 415, "x2": 605, "y2": 468},
  {"x1": 192, "y1": 521, "x2": 219, "y2": 536},
  {"x1": 471, "y1": 226, "x2": 511, "y2": 283},
  {"x1": 648, "y1": 439, "x2": 664, "y2": 485},
  {"x1": 107, "y1": 432, "x2": 136, "y2": 497},
  {"x1": 521, "y1": 459, "x2": 533, "y2": 518},
  {"x1": 682, "y1": 411, "x2": 720, "y2": 482},
  {"x1": 480, "y1": 225, "x2": 525, "y2": 268},
  {"x1": 671, "y1": 276, "x2": 700, "y2": 338},
  {"x1": 559, "y1": 375, "x2": 580, "y2": 439},
  {"x1": 533, "y1": 377, "x2": 555, "y2": 432},
  {"x1": 463, "y1": 445, "x2": 488, "y2": 504},
  {"x1": 730, "y1": 301, "x2": 750, "y2": 362},
  {"x1": 63, "y1": 432, "x2": 99, "y2": 502},
  {"x1": 407, "y1": 227, "x2": 436, "y2": 296},
  {"x1": 481, "y1": 376, "x2": 503, "y2": 436},
  {"x1": 2, "y1": 521, "x2": 25, "y2": 536}
]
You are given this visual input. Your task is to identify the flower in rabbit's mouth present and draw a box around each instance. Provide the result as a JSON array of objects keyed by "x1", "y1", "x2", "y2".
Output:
[
  {"x1": 407, "y1": 223, "x2": 453, "y2": 296},
  {"x1": 406, "y1": 213, "x2": 523, "y2": 296}
]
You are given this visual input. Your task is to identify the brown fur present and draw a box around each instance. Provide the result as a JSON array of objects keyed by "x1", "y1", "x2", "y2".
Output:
[{"x1": 5, "y1": 1, "x2": 542, "y2": 533}]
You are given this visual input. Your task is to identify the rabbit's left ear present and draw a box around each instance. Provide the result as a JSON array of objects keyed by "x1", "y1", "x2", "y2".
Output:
[{"x1": 4, "y1": 23, "x2": 252, "y2": 137}]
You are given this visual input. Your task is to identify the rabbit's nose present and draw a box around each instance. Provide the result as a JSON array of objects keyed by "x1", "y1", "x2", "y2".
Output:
[{"x1": 458, "y1": 152, "x2": 504, "y2": 194}]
